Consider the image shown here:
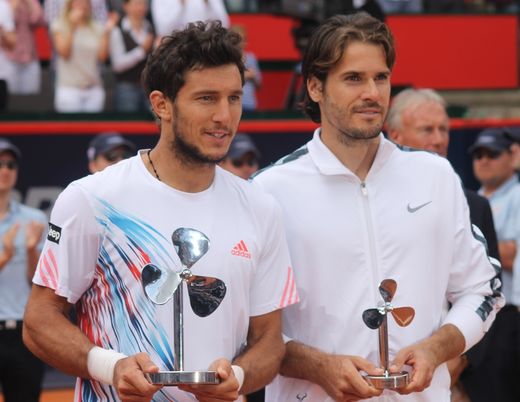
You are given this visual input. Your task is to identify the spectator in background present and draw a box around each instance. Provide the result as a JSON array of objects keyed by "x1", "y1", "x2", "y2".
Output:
[
  {"x1": 110, "y1": 0, "x2": 154, "y2": 112},
  {"x1": 7, "y1": 0, "x2": 45, "y2": 95},
  {"x1": 231, "y1": 24, "x2": 261, "y2": 112},
  {"x1": 151, "y1": 0, "x2": 229, "y2": 39},
  {"x1": 51, "y1": 0, "x2": 118, "y2": 112},
  {"x1": 44, "y1": 0, "x2": 107, "y2": 25},
  {"x1": 0, "y1": 0, "x2": 16, "y2": 111},
  {"x1": 87, "y1": 132, "x2": 135, "y2": 173},
  {"x1": 0, "y1": 138, "x2": 47, "y2": 402},
  {"x1": 219, "y1": 133, "x2": 260, "y2": 180},
  {"x1": 470, "y1": 128, "x2": 520, "y2": 402}
]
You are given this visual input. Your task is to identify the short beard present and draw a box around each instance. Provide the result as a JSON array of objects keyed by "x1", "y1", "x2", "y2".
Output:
[
  {"x1": 337, "y1": 125, "x2": 382, "y2": 145},
  {"x1": 170, "y1": 106, "x2": 226, "y2": 167}
]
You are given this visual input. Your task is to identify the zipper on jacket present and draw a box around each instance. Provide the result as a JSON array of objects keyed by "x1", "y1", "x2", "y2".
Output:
[{"x1": 360, "y1": 181, "x2": 380, "y2": 305}]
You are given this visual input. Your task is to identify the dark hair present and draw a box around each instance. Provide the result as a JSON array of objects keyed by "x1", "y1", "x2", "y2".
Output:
[
  {"x1": 302, "y1": 12, "x2": 395, "y2": 123},
  {"x1": 142, "y1": 20, "x2": 245, "y2": 101}
]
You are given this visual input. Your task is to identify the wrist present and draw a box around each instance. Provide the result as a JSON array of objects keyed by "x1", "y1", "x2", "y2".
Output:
[{"x1": 87, "y1": 346, "x2": 127, "y2": 385}]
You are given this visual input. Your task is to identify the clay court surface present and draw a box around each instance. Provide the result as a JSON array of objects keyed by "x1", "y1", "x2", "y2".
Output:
[{"x1": 0, "y1": 388, "x2": 75, "y2": 402}]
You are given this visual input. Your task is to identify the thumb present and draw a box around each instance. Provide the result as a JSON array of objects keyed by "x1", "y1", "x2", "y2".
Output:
[
  {"x1": 209, "y1": 358, "x2": 231, "y2": 380},
  {"x1": 135, "y1": 352, "x2": 159, "y2": 373}
]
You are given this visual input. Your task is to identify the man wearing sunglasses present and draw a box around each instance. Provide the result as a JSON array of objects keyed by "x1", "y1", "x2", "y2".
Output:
[
  {"x1": 87, "y1": 132, "x2": 136, "y2": 173},
  {"x1": 470, "y1": 128, "x2": 520, "y2": 402},
  {"x1": 0, "y1": 138, "x2": 47, "y2": 402},
  {"x1": 219, "y1": 133, "x2": 260, "y2": 180}
]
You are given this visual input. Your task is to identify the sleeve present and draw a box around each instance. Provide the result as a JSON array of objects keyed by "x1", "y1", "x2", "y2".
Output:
[
  {"x1": 109, "y1": 26, "x2": 146, "y2": 72},
  {"x1": 249, "y1": 194, "x2": 299, "y2": 317},
  {"x1": 509, "y1": 188, "x2": 520, "y2": 306},
  {"x1": 33, "y1": 184, "x2": 102, "y2": 304},
  {"x1": 442, "y1": 170, "x2": 505, "y2": 352}
]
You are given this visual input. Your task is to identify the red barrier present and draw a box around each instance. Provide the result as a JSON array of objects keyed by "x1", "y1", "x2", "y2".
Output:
[{"x1": 0, "y1": 118, "x2": 518, "y2": 135}]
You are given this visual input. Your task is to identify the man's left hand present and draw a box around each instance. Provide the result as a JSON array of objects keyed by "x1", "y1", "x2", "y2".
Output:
[
  {"x1": 389, "y1": 342, "x2": 440, "y2": 395},
  {"x1": 178, "y1": 358, "x2": 239, "y2": 402},
  {"x1": 26, "y1": 221, "x2": 45, "y2": 251}
]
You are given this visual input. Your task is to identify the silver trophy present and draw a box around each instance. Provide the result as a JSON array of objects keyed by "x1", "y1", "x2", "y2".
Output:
[
  {"x1": 141, "y1": 228, "x2": 226, "y2": 385},
  {"x1": 361, "y1": 279, "x2": 415, "y2": 389}
]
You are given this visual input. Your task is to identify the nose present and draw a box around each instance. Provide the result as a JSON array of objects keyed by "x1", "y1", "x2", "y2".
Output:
[
  {"x1": 212, "y1": 99, "x2": 232, "y2": 125},
  {"x1": 361, "y1": 79, "x2": 380, "y2": 100}
]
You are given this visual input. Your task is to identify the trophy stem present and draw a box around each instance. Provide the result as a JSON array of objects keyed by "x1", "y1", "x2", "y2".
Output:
[
  {"x1": 378, "y1": 314, "x2": 389, "y2": 373},
  {"x1": 173, "y1": 283, "x2": 184, "y2": 372}
]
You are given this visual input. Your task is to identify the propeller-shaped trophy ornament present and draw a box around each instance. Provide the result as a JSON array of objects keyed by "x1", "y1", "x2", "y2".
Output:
[
  {"x1": 141, "y1": 228, "x2": 227, "y2": 385},
  {"x1": 362, "y1": 279, "x2": 415, "y2": 389}
]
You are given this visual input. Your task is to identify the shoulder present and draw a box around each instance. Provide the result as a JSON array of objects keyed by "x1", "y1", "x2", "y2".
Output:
[
  {"x1": 216, "y1": 167, "x2": 281, "y2": 216},
  {"x1": 253, "y1": 144, "x2": 311, "y2": 184},
  {"x1": 392, "y1": 143, "x2": 455, "y2": 175}
]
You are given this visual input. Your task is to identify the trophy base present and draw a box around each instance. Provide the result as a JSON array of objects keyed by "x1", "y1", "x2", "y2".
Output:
[
  {"x1": 363, "y1": 371, "x2": 409, "y2": 389},
  {"x1": 146, "y1": 370, "x2": 220, "y2": 385}
]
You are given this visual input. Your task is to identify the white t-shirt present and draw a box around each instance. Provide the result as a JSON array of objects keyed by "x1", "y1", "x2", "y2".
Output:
[
  {"x1": 34, "y1": 152, "x2": 297, "y2": 402},
  {"x1": 254, "y1": 130, "x2": 504, "y2": 402}
]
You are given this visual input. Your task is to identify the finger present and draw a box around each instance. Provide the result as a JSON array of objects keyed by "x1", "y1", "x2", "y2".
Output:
[
  {"x1": 350, "y1": 356, "x2": 384, "y2": 376},
  {"x1": 135, "y1": 352, "x2": 160, "y2": 373},
  {"x1": 390, "y1": 347, "x2": 412, "y2": 373}
]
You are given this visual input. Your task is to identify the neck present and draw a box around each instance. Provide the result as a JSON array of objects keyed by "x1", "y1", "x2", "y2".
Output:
[
  {"x1": 144, "y1": 141, "x2": 216, "y2": 193},
  {"x1": 320, "y1": 127, "x2": 380, "y2": 181}
]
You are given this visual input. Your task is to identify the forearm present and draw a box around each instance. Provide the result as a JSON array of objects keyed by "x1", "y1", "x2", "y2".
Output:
[
  {"x1": 23, "y1": 286, "x2": 93, "y2": 378},
  {"x1": 419, "y1": 324, "x2": 465, "y2": 367},
  {"x1": 281, "y1": 340, "x2": 332, "y2": 387},
  {"x1": 233, "y1": 331, "x2": 283, "y2": 394}
]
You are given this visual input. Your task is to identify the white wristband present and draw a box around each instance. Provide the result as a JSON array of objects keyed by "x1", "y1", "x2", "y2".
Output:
[
  {"x1": 231, "y1": 365, "x2": 245, "y2": 391},
  {"x1": 87, "y1": 346, "x2": 127, "y2": 386}
]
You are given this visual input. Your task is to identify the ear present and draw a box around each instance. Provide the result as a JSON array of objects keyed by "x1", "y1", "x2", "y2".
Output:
[
  {"x1": 307, "y1": 76, "x2": 323, "y2": 103},
  {"x1": 387, "y1": 129, "x2": 400, "y2": 142},
  {"x1": 149, "y1": 90, "x2": 172, "y2": 122}
]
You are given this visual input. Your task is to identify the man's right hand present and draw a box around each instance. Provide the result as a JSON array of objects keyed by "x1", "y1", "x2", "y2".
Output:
[
  {"x1": 316, "y1": 354, "x2": 383, "y2": 401},
  {"x1": 113, "y1": 352, "x2": 162, "y2": 402}
]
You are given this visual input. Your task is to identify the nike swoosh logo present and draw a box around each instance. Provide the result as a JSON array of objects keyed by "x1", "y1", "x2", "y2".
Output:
[{"x1": 407, "y1": 201, "x2": 432, "y2": 213}]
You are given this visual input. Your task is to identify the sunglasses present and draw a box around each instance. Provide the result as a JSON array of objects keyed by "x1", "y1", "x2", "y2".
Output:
[
  {"x1": 472, "y1": 149, "x2": 503, "y2": 160},
  {"x1": 232, "y1": 158, "x2": 258, "y2": 168},
  {"x1": 0, "y1": 160, "x2": 18, "y2": 170},
  {"x1": 104, "y1": 149, "x2": 133, "y2": 162}
]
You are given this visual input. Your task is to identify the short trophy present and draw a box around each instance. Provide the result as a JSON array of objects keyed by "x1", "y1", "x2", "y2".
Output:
[
  {"x1": 141, "y1": 227, "x2": 227, "y2": 385},
  {"x1": 361, "y1": 279, "x2": 415, "y2": 389}
]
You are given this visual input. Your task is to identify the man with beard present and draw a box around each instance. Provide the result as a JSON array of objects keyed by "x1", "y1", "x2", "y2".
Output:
[
  {"x1": 22, "y1": 21, "x2": 297, "y2": 402},
  {"x1": 253, "y1": 13, "x2": 503, "y2": 402}
]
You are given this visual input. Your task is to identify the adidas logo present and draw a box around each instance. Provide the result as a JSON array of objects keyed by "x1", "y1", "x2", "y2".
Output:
[{"x1": 231, "y1": 240, "x2": 251, "y2": 259}]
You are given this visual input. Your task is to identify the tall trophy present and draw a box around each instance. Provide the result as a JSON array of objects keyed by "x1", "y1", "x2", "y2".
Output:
[
  {"x1": 361, "y1": 279, "x2": 415, "y2": 389},
  {"x1": 141, "y1": 228, "x2": 227, "y2": 385}
]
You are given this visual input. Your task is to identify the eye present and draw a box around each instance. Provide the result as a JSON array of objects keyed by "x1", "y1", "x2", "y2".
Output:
[
  {"x1": 345, "y1": 74, "x2": 361, "y2": 82},
  {"x1": 375, "y1": 73, "x2": 389, "y2": 81},
  {"x1": 229, "y1": 94, "x2": 241, "y2": 103},
  {"x1": 198, "y1": 95, "x2": 215, "y2": 103}
]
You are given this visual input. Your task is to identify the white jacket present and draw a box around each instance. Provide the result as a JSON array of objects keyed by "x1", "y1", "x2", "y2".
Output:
[{"x1": 255, "y1": 130, "x2": 504, "y2": 402}]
